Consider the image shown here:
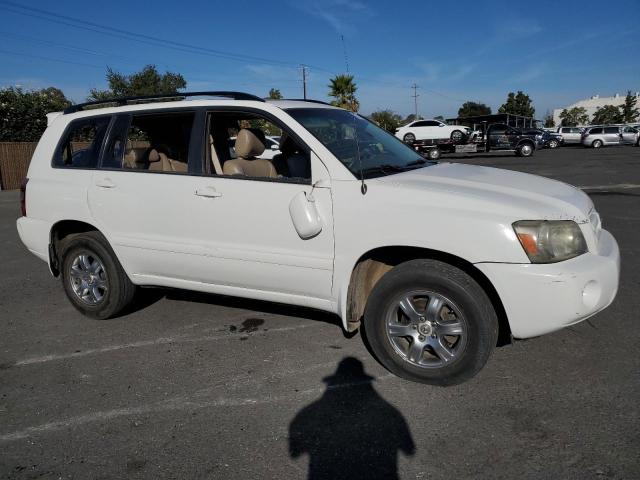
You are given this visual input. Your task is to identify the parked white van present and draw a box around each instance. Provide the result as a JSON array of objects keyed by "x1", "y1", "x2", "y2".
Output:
[{"x1": 17, "y1": 92, "x2": 620, "y2": 385}]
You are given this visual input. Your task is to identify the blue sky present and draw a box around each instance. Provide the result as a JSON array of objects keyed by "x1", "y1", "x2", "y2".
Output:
[{"x1": 0, "y1": 0, "x2": 638, "y2": 118}]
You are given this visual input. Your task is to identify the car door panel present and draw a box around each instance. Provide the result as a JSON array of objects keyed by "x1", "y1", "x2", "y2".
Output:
[{"x1": 186, "y1": 176, "x2": 334, "y2": 299}]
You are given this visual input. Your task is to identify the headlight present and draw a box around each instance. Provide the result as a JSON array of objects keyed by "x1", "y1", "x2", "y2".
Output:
[{"x1": 513, "y1": 220, "x2": 588, "y2": 263}]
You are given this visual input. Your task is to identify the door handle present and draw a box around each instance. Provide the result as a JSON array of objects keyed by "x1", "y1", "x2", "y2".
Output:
[
  {"x1": 195, "y1": 186, "x2": 222, "y2": 198},
  {"x1": 95, "y1": 178, "x2": 116, "y2": 189}
]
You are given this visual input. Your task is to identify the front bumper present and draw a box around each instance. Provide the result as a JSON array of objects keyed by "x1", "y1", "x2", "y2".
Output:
[{"x1": 476, "y1": 228, "x2": 620, "y2": 339}]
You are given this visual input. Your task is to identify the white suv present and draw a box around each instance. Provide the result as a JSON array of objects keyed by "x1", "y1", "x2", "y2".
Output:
[
  {"x1": 17, "y1": 92, "x2": 620, "y2": 385},
  {"x1": 395, "y1": 119, "x2": 468, "y2": 143}
]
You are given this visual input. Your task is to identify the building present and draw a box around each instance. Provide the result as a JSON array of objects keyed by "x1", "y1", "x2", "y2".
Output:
[{"x1": 553, "y1": 92, "x2": 640, "y2": 126}]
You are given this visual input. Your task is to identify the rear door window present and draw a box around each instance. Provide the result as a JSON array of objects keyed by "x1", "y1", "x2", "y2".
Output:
[
  {"x1": 102, "y1": 111, "x2": 195, "y2": 173},
  {"x1": 53, "y1": 116, "x2": 111, "y2": 168},
  {"x1": 604, "y1": 127, "x2": 619, "y2": 134},
  {"x1": 589, "y1": 128, "x2": 603, "y2": 134}
]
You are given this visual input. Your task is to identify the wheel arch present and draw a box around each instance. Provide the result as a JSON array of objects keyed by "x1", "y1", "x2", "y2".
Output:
[
  {"x1": 342, "y1": 245, "x2": 512, "y2": 345},
  {"x1": 516, "y1": 138, "x2": 536, "y2": 149},
  {"x1": 49, "y1": 219, "x2": 102, "y2": 276}
]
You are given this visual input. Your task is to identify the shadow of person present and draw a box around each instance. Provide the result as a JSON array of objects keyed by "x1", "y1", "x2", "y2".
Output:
[{"x1": 289, "y1": 357, "x2": 415, "y2": 480}]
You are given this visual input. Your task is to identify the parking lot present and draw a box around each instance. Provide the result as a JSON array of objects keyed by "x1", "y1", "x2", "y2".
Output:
[{"x1": 1, "y1": 145, "x2": 639, "y2": 479}]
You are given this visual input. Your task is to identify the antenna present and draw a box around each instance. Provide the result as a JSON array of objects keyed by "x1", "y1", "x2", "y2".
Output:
[
  {"x1": 350, "y1": 112, "x2": 367, "y2": 195},
  {"x1": 340, "y1": 35, "x2": 350, "y2": 73},
  {"x1": 411, "y1": 83, "x2": 420, "y2": 118}
]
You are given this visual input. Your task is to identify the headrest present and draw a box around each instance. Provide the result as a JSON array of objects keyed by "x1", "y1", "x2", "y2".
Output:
[
  {"x1": 148, "y1": 149, "x2": 161, "y2": 162},
  {"x1": 278, "y1": 131, "x2": 298, "y2": 156},
  {"x1": 235, "y1": 129, "x2": 265, "y2": 159}
]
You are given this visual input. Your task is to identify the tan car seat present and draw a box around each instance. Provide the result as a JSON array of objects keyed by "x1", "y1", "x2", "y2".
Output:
[
  {"x1": 223, "y1": 129, "x2": 277, "y2": 178},
  {"x1": 148, "y1": 147, "x2": 188, "y2": 173}
]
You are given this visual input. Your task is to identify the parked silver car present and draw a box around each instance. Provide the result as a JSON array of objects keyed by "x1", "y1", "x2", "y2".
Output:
[
  {"x1": 557, "y1": 126, "x2": 584, "y2": 144},
  {"x1": 581, "y1": 125, "x2": 639, "y2": 148}
]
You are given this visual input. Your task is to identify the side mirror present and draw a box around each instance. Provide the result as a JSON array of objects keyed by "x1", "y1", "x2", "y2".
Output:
[
  {"x1": 438, "y1": 124, "x2": 444, "y2": 127},
  {"x1": 289, "y1": 191, "x2": 322, "y2": 239},
  {"x1": 271, "y1": 144, "x2": 279, "y2": 151}
]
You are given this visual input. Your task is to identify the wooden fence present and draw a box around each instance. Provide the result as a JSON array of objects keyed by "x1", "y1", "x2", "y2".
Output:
[{"x1": 0, "y1": 143, "x2": 38, "y2": 190}]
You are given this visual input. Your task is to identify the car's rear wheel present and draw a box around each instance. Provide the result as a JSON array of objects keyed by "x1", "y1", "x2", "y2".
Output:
[
  {"x1": 516, "y1": 143, "x2": 534, "y2": 157},
  {"x1": 426, "y1": 148, "x2": 441, "y2": 160},
  {"x1": 450, "y1": 130, "x2": 464, "y2": 143},
  {"x1": 548, "y1": 139, "x2": 559, "y2": 149},
  {"x1": 59, "y1": 231, "x2": 136, "y2": 319},
  {"x1": 363, "y1": 259, "x2": 498, "y2": 386},
  {"x1": 403, "y1": 133, "x2": 416, "y2": 144},
  {"x1": 592, "y1": 139, "x2": 603, "y2": 148}
]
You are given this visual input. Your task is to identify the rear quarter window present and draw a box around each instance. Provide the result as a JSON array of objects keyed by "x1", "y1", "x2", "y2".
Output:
[{"x1": 53, "y1": 116, "x2": 111, "y2": 169}]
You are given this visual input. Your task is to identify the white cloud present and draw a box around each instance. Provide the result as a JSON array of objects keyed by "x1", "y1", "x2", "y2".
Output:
[{"x1": 290, "y1": 0, "x2": 375, "y2": 34}]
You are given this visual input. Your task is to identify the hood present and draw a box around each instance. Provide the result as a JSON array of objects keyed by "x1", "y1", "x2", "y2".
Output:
[{"x1": 376, "y1": 162, "x2": 593, "y2": 222}]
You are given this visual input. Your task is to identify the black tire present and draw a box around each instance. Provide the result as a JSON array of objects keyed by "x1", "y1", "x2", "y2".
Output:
[
  {"x1": 427, "y1": 148, "x2": 441, "y2": 160},
  {"x1": 450, "y1": 130, "x2": 464, "y2": 143},
  {"x1": 363, "y1": 259, "x2": 498, "y2": 386},
  {"x1": 592, "y1": 139, "x2": 603, "y2": 148},
  {"x1": 515, "y1": 142, "x2": 534, "y2": 157},
  {"x1": 548, "y1": 139, "x2": 559, "y2": 149},
  {"x1": 403, "y1": 133, "x2": 416, "y2": 144},
  {"x1": 59, "y1": 231, "x2": 136, "y2": 319}
]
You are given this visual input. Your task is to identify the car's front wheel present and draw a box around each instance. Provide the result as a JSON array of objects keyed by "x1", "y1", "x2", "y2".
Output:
[
  {"x1": 59, "y1": 231, "x2": 136, "y2": 319},
  {"x1": 363, "y1": 259, "x2": 498, "y2": 386},
  {"x1": 548, "y1": 139, "x2": 559, "y2": 148},
  {"x1": 403, "y1": 133, "x2": 416, "y2": 144}
]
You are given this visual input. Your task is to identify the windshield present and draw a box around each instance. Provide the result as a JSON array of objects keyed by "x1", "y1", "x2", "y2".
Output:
[{"x1": 286, "y1": 108, "x2": 434, "y2": 178}]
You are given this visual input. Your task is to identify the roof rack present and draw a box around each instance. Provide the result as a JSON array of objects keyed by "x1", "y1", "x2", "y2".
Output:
[
  {"x1": 63, "y1": 91, "x2": 265, "y2": 114},
  {"x1": 280, "y1": 98, "x2": 333, "y2": 106}
]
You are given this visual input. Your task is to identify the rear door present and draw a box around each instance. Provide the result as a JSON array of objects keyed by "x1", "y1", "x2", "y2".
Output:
[
  {"x1": 621, "y1": 127, "x2": 638, "y2": 144},
  {"x1": 88, "y1": 109, "x2": 206, "y2": 281},
  {"x1": 603, "y1": 126, "x2": 622, "y2": 145}
]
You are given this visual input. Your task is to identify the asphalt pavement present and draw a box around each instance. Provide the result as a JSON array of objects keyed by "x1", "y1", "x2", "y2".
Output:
[{"x1": 1, "y1": 145, "x2": 639, "y2": 479}]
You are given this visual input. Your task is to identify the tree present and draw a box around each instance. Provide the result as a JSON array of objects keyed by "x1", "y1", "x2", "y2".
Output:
[
  {"x1": 543, "y1": 111, "x2": 555, "y2": 128},
  {"x1": 88, "y1": 65, "x2": 186, "y2": 100},
  {"x1": 498, "y1": 91, "x2": 535, "y2": 118},
  {"x1": 267, "y1": 88, "x2": 282, "y2": 100},
  {"x1": 621, "y1": 91, "x2": 639, "y2": 123},
  {"x1": 0, "y1": 87, "x2": 71, "y2": 141},
  {"x1": 591, "y1": 105, "x2": 623, "y2": 125},
  {"x1": 402, "y1": 113, "x2": 423, "y2": 125},
  {"x1": 370, "y1": 110, "x2": 402, "y2": 132},
  {"x1": 328, "y1": 74, "x2": 359, "y2": 112},
  {"x1": 458, "y1": 101, "x2": 491, "y2": 117},
  {"x1": 559, "y1": 107, "x2": 589, "y2": 127}
]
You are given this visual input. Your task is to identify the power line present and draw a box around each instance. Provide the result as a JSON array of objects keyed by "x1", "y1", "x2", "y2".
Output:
[{"x1": 0, "y1": 1, "x2": 337, "y2": 75}]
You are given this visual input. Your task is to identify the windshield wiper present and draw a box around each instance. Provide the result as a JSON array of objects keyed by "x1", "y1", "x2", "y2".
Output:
[
  {"x1": 405, "y1": 158, "x2": 435, "y2": 166},
  {"x1": 361, "y1": 164, "x2": 408, "y2": 176}
]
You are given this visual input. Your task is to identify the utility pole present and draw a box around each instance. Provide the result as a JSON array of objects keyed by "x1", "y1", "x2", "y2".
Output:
[
  {"x1": 301, "y1": 65, "x2": 308, "y2": 100},
  {"x1": 411, "y1": 83, "x2": 420, "y2": 119}
]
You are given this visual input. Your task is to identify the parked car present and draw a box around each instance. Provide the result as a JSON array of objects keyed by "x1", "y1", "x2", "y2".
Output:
[
  {"x1": 524, "y1": 129, "x2": 563, "y2": 149},
  {"x1": 17, "y1": 92, "x2": 620, "y2": 386},
  {"x1": 582, "y1": 125, "x2": 639, "y2": 148},
  {"x1": 487, "y1": 123, "x2": 540, "y2": 155},
  {"x1": 395, "y1": 119, "x2": 469, "y2": 144},
  {"x1": 557, "y1": 126, "x2": 584, "y2": 144}
]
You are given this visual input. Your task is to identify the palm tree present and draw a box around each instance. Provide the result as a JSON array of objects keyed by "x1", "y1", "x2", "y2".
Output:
[{"x1": 328, "y1": 74, "x2": 359, "y2": 112}]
